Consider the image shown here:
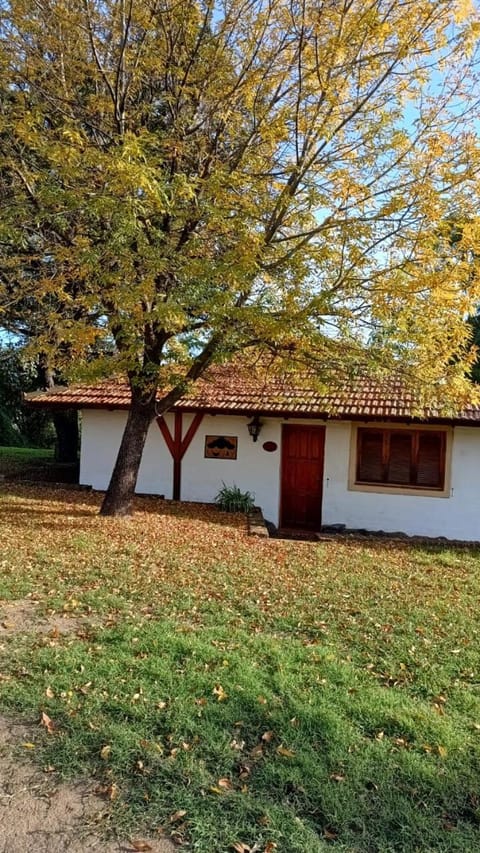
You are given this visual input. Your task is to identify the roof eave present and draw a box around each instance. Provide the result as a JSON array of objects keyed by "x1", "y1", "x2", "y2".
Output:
[{"x1": 24, "y1": 396, "x2": 480, "y2": 426}]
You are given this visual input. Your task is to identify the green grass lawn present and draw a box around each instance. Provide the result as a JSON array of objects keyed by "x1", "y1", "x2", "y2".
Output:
[
  {"x1": 1, "y1": 485, "x2": 480, "y2": 852},
  {"x1": 0, "y1": 445, "x2": 54, "y2": 475}
]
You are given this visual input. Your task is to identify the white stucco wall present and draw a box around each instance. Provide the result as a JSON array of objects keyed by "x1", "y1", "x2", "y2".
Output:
[
  {"x1": 181, "y1": 414, "x2": 282, "y2": 521},
  {"x1": 79, "y1": 409, "x2": 284, "y2": 516},
  {"x1": 80, "y1": 409, "x2": 175, "y2": 497},
  {"x1": 79, "y1": 409, "x2": 480, "y2": 540},
  {"x1": 322, "y1": 422, "x2": 480, "y2": 540}
]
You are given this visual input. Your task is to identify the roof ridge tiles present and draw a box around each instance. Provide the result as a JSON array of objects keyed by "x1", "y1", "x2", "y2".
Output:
[{"x1": 24, "y1": 367, "x2": 480, "y2": 425}]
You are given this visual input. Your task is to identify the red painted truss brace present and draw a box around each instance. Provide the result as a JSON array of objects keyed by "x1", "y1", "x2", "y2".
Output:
[{"x1": 156, "y1": 411, "x2": 204, "y2": 500}]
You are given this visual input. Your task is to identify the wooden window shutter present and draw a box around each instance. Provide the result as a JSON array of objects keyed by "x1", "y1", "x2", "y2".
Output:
[
  {"x1": 416, "y1": 433, "x2": 444, "y2": 488},
  {"x1": 387, "y1": 432, "x2": 412, "y2": 484},
  {"x1": 357, "y1": 430, "x2": 383, "y2": 482},
  {"x1": 356, "y1": 427, "x2": 446, "y2": 490}
]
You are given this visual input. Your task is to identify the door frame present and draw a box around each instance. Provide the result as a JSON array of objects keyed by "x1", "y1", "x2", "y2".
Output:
[{"x1": 280, "y1": 423, "x2": 326, "y2": 530}]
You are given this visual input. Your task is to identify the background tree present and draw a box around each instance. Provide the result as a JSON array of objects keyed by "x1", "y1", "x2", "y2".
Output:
[
  {"x1": 0, "y1": 344, "x2": 55, "y2": 448},
  {"x1": 468, "y1": 315, "x2": 480, "y2": 383},
  {"x1": 0, "y1": 236, "x2": 94, "y2": 462},
  {"x1": 0, "y1": 317, "x2": 80, "y2": 460},
  {"x1": 0, "y1": 0, "x2": 480, "y2": 515},
  {"x1": 442, "y1": 216, "x2": 480, "y2": 384}
]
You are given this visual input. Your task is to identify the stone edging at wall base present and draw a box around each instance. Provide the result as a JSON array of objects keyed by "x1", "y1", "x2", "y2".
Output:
[
  {"x1": 248, "y1": 507, "x2": 269, "y2": 538},
  {"x1": 246, "y1": 509, "x2": 480, "y2": 547},
  {"x1": 316, "y1": 528, "x2": 480, "y2": 548}
]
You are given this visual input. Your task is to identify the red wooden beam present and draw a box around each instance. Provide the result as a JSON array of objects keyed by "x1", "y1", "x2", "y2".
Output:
[
  {"x1": 156, "y1": 412, "x2": 204, "y2": 501},
  {"x1": 156, "y1": 416, "x2": 175, "y2": 456},
  {"x1": 180, "y1": 412, "x2": 203, "y2": 459},
  {"x1": 172, "y1": 412, "x2": 183, "y2": 500}
]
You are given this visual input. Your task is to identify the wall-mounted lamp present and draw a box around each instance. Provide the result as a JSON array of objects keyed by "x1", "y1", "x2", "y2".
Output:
[{"x1": 247, "y1": 414, "x2": 263, "y2": 442}]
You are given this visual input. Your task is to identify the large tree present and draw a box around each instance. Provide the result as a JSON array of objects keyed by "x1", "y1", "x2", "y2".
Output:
[{"x1": 0, "y1": 0, "x2": 480, "y2": 514}]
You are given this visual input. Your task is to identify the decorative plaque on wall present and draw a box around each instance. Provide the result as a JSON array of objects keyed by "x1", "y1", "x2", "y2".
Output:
[{"x1": 204, "y1": 435, "x2": 238, "y2": 460}]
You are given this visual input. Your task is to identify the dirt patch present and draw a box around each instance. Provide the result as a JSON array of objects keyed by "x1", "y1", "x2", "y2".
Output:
[
  {"x1": 0, "y1": 607, "x2": 177, "y2": 852},
  {"x1": 0, "y1": 716, "x2": 177, "y2": 853},
  {"x1": 0, "y1": 600, "x2": 103, "y2": 638}
]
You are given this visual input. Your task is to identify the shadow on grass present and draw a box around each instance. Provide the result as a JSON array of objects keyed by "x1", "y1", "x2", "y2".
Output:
[
  {"x1": 2, "y1": 619, "x2": 480, "y2": 852},
  {"x1": 0, "y1": 504, "x2": 94, "y2": 518},
  {"x1": 3, "y1": 484, "x2": 480, "y2": 556},
  {"x1": 0, "y1": 485, "x2": 246, "y2": 529}
]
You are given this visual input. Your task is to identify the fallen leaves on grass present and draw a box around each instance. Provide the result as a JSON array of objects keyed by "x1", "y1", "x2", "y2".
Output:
[
  {"x1": 3, "y1": 486, "x2": 480, "y2": 853},
  {"x1": 323, "y1": 828, "x2": 338, "y2": 841},
  {"x1": 40, "y1": 711, "x2": 55, "y2": 734},
  {"x1": 231, "y1": 843, "x2": 275, "y2": 853},
  {"x1": 169, "y1": 810, "x2": 187, "y2": 823},
  {"x1": 210, "y1": 777, "x2": 234, "y2": 794},
  {"x1": 96, "y1": 782, "x2": 120, "y2": 800},
  {"x1": 275, "y1": 745, "x2": 295, "y2": 758},
  {"x1": 3, "y1": 484, "x2": 480, "y2": 677},
  {"x1": 213, "y1": 684, "x2": 228, "y2": 701}
]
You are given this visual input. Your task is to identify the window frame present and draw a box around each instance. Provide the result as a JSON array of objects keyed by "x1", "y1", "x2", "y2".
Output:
[{"x1": 348, "y1": 423, "x2": 452, "y2": 498}]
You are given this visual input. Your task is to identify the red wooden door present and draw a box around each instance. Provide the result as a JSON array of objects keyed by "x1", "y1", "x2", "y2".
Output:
[{"x1": 281, "y1": 425, "x2": 325, "y2": 530}]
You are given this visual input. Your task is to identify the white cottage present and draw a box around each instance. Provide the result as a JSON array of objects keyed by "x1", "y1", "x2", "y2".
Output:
[{"x1": 27, "y1": 365, "x2": 480, "y2": 541}]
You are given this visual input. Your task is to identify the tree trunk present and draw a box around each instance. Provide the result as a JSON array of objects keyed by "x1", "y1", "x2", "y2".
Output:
[
  {"x1": 100, "y1": 392, "x2": 156, "y2": 516},
  {"x1": 52, "y1": 410, "x2": 79, "y2": 463}
]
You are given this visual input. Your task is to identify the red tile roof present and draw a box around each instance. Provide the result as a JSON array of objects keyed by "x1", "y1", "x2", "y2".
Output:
[{"x1": 25, "y1": 364, "x2": 480, "y2": 425}]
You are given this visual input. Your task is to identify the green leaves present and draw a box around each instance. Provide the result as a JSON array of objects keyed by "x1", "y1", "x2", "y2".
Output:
[
  {"x1": 1, "y1": 0, "x2": 479, "y2": 385},
  {"x1": 2, "y1": 0, "x2": 480, "y2": 510}
]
